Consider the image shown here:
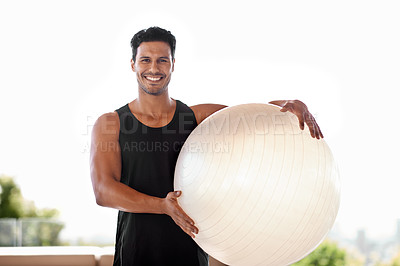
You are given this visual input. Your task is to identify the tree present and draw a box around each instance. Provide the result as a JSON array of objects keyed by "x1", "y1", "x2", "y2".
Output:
[
  {"x1": 0, "y1": 176, "x2": 24, "y2": 218},
  {"x1": 292, "y1": 240, "x2": 348, "y2": 266},
  {"x1": 0, "y1": 175, "x2": 64, "y2": 246}
]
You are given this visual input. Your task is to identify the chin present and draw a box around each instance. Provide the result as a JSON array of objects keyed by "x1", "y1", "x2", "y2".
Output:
[{"x1": 141, "y1": 86, "x2": 167, "y2": 96}]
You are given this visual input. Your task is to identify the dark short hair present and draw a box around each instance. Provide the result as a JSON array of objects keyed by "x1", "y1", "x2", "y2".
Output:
[{"x1": 130, "y1": 26, "x2": 176, "y2": 62}]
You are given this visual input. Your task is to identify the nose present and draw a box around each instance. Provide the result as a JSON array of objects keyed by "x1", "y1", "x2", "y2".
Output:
[{"x1": 149, "y1": 61, "x2": 160, "y2": 74}]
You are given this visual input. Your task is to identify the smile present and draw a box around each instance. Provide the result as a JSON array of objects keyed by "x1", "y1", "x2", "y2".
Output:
[{"x1": 145, "y1": 76, "x2": 163, "y2": 82}]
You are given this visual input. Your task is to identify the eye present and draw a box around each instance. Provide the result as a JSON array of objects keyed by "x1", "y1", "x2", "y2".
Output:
[{"x1": 141, "y1": 59, "x2": 150, "y2": 63}]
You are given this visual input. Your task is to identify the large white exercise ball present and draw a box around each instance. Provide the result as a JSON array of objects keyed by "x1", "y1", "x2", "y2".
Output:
[{"x1": 174, "y1": 103, "x2": 340, "y2": 266}]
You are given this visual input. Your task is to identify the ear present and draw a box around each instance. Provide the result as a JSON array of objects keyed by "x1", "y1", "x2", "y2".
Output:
[
  {"x1": 172, "y1": 58, "x2": 175, "y2": 72},
  {"x1": 130, "y1": 59, "x2": 136, "y2": 72}
]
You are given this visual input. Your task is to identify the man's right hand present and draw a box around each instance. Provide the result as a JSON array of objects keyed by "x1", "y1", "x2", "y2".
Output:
[{"x1": 162, "y1": 191, "x2": 199, "y2": 238}]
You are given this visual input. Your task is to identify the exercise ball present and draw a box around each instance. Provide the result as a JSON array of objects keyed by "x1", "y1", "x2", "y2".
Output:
[{"x1": 174, "y1": 103, "x2": 340, "y2": 266}]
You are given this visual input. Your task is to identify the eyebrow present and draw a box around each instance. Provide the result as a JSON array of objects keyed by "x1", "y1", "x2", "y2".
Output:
[{"x1": 139, "y1": 56, "x2": 170, "y2": 60}]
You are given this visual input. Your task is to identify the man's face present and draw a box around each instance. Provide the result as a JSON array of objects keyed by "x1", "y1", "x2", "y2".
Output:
[{"x1": 131, "y1": 41, "x2": 174, "y2": 96}]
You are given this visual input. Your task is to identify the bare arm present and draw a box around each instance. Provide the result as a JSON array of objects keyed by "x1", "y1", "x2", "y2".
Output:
[
  {"x1": 190, "y1": 104, "x2": 228, "y2": 124},
  {"x1": 269, "y1": 100, "x2": 324, "y2": 139},
  {"x1": 90, "y1": 112, "x2": 162, "y2": 212},
  {"x1": 191, "y1": 101, "x2": 323, "y2": 139},
  {"x1": 90, "y1": 112, "x2": 198, "y2": 237}
]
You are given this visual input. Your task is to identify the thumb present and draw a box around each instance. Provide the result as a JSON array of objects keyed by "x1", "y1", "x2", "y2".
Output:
[
  {"x1": 174, "y1": 191, "x2": 182, "y2": 197},
  {"x1": 269, "y1": 100, "x2": 287, "y2": 107},
  {"x1": 280, "y1": 105, "x2": 292, "y2": 112}
]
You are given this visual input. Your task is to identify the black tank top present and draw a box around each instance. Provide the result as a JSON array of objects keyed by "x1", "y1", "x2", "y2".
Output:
[{"x1": 113, "y1": 100, "x2": 208, "y2": 266}]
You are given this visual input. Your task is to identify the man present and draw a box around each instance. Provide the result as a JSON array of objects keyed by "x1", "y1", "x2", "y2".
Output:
[{"x1": 90, "y1": 27, "x2": 323, "y2": 266}]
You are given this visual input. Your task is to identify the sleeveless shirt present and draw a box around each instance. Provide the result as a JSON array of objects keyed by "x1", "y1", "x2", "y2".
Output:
[{"x1": 113, "y1": 100, "x2": 208, "y2": 266}]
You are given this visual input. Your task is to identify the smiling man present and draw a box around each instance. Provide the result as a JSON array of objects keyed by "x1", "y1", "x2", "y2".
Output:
[
  {"x1": 90, "y1": 27, "x2": 323, "y2": 266},
  {"x1": 134, "y1": 42, "x2": 173, "y2": 96}
]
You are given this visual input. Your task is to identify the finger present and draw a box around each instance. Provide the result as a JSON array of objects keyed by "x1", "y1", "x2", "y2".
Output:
[
  {"x1": 187, "y1": 227, "x2": 196, "y2": 238},
  {"x1": 299, "y1": 120, "x2": 305, "y2": 131},
  {"x1": 177, "y1": 210, "x2": 196, "y2": 229},
  {"x1": 318, "y1": 126, "x2": 324, "y2": 139},
  {"x1": 175, "y1": 215, "x2": 199, "y2": 235},
  {"x1": 314, "y1": 118, "x2": 323, "y2": 139},
  {"x1": 307, "y1": 123, "x2": 315, "y2": 138},
  {"x1": 310, "y1": 117, "x2": 323, "y2": 139},
  {"x1": 280, "y1": 102, "x2": 295, "y2": 113},
  {"x1": 307, "y1": 121, "x2": 316, "y2": 138},
  {"x1": 170, "y1": 193, "x2": 199, "y2": 234},
  {"x1": 304, "y1": 115, "x2": 314, "y2": 137},
  {"x1": 178, "y1": 219, "x2": 196, "y2": 236},
  {"x1": 298, "y1": 113, "x2": 305, "y2": 131},
  {"x1": 269, "y1": 100, "x2": 288, "y2": 107},
  {"x1": 179, "y1": 224, "x2": 195, "y2": 238},
  {"x1": 166, "y1": 191, "x2": 175, "y2": 200},
  {"x1": 178, "y1": 211, "x2": 198, "y2": 233},
  {"x1": 306, "y1": 115, "x2": 320, "y2": 138},
  {"x1": 173, "y1": 206, "x2": 197, "y2": 230},
  {"x1": 184, "y1": 222, "x2": 199, "y2": 235},
  {"x1": 315, "y1": 123, "x2": 321, "y2": 139},
  {"x1": 171, "y1": 202, "x2": 196, "y2": 227},
  {"x1": 280, "y1": 106, "x2": 288, "y2": 112},
  {"x1": 167, "y1": 191, "x2": 181, "y2": 200}
]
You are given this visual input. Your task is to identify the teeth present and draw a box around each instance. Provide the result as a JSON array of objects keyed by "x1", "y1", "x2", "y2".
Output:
[{"x1": 146, "y1": 76, "x2": 162, "y2": 81}]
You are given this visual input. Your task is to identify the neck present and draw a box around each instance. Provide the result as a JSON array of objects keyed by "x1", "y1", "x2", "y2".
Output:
[{"x1": 134, "y1": 88, "x2": 174, "y2": 115}]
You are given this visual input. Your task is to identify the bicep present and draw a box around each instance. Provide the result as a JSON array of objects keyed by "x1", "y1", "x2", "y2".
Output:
[
  {"x1": 90, "y1": 112, "x2": 121, "y2": 186},
  {"x1": 190, "y1": 104, "x2": 227, "y2": 124}
]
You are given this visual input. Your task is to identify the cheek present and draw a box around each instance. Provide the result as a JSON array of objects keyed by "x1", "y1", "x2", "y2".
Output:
[
  {"x1": 166, "y1": 66, "x2": 174, "y2": 74},
  {"x1": 136, "y1": 72, "x2": 143, "y2": 80}
]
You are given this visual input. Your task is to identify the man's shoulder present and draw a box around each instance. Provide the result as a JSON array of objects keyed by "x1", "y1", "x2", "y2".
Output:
[
  {"x1": 93, "y1": 112, "x2": 120, "y2": 136},
  {"x1": 97, "y1": 111, "x2": 119, "y2": 121}
]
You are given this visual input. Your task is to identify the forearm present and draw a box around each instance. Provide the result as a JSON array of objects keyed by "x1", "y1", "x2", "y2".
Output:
[
  {"x1": 94, "y1": 176, "x2": 164, "y2": 214},
  {"x1": 93, "y1": 173, "x2": 199, "y2": 238}
]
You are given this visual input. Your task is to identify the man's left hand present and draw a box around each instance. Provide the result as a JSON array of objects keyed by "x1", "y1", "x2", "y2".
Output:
[{"x1": 269, "y1": 100, "x2": 324, "y2": 139}]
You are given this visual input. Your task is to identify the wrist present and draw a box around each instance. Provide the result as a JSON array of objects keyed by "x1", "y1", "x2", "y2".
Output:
[{"x1": 158, "y1": 197, "x2": 167, "y2": 215}]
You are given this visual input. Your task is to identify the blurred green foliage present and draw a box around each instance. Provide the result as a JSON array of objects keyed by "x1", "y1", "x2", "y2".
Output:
[
  {"x1": 390, "y1": 253, "x2": 400, "y2": 266},
  {"x1": 292, "y1": 240, "x2": 356, "y2": 266},
  {"x1": 0, "y1": 175, "x2": 64, "y2": 246},
  {"x1": 0, "y1": 176, "x2": 25, "y2": 218}
]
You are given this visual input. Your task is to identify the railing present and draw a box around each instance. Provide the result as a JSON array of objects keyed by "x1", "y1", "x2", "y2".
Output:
[{"x1": 0, "y1": 218, "x2": 64, "y2": 247}]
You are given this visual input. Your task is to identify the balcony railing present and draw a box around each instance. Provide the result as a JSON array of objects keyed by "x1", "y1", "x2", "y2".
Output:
[{"x1": 0, "y1": 218, "x2": 64, "y2": 247}]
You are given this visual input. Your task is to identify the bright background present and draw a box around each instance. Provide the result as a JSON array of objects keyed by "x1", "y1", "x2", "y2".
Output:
[{"x1": 0, "y1": 0, "x2": 399, "y2": 244}]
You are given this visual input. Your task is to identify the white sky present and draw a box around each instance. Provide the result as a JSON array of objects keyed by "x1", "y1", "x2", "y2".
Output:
[{"x1": 0, "y1": 0, "x2": 399, "y2": 243}]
